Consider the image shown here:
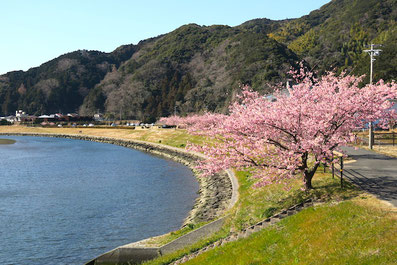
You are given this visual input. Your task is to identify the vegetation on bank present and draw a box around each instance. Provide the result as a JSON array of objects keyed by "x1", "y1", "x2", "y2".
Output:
[
  {"x1": 143, "y1": 168, "x2": 392, "y2": 265},
  {"x1": 143, "y1": 168, "x2": 395, "y2": 265},
  {"x1": 183, "y1": 197, "x2": 397, "y2": 265},
  {"x1": 0, "y1": 126, "x2": 203, "y2": 148},
  {"x1": 362, "y1": 145, "x2": 397, "y2": 158},
  {"x1": 2, "y1": 126, "x2": 396, "y2": 264},
  {"x1": 0, "y1": 138, "x2": 16, "y2": 144}
]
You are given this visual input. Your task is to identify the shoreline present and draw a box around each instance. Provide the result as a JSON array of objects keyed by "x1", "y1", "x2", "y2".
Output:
[
  {"x1": 0, "y1": 138, "x2": 16, "y2": 144},
  {"x1": 0, "y1": 132, "x2": 237, "y2": 225}
]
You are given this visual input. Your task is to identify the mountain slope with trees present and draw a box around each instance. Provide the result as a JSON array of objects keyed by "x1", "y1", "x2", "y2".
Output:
[
  {"x1": 1, "y1": 0, "x2": 396, "y2": 121},
  {"x1": 80, "y1": 24, "x2": 299, "y2": 122},
  {"x1": 241, "y1": 0, "x2": 397, "y2": 80},
  {"x1": 0, "y1": 44, "x2": 137, "y2": 116}
]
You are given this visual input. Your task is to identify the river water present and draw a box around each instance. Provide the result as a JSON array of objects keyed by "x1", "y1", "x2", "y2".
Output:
[{"x1": 0, "y1": 136, "x2": 198, "y2": 265}]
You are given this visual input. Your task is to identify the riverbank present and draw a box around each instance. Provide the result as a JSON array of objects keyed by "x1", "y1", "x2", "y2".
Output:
[
  {"x1": 3, "y1": 126, "x2": 395, "y2": 265},
  {"x1": 0, "y1": 138, "x2": 16, "y2": 144},
  {"x1": 0, "y1": 125, "x2": 203, "y2": 149},
  {"x1": 175, "y1": 195, "x2": 397, "y2": 265}
]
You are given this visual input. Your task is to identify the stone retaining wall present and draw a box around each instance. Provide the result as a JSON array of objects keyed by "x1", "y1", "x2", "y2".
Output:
[{"x1": 91, "y1": 217, "x2": 227, "y2": 265}]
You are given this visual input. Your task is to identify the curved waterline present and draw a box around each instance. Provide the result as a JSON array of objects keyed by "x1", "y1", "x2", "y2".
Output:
[
  {"x1": 0, "y1": 132, "x2": 238, "y2": 264},
  {"x1": 0, "y1": 135, "x2": 199, "y2": 264},
  {"x1": 0, "y1": 138, "x2": 16, "y2": 144},
  {"x1": 0, "y1": 132, "x2": 237, "y2": 223}
]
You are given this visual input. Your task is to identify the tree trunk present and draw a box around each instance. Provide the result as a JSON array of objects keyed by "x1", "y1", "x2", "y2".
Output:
[
  {"x1": 303, "y1": 163, "x2": 320, "y2": 190},
  {"x1": 303, "y1": 170, "x2": 314, "y2": 190},
  {"x1": 300, "y1": 152, "x2": 320, "y2": 190}
]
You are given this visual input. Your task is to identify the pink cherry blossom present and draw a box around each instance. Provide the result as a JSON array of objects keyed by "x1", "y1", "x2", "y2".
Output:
[{"x1": 161, "y1": 71, "x2": 397, "y2": 190}]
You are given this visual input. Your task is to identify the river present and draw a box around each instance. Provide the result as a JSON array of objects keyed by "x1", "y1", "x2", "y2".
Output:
[{"x1": 0, "y1": 136, "x2": 198, "y2": 264}]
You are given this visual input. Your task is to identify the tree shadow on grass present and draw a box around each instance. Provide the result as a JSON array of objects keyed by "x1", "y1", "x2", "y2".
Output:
[{"x1": 278, "y1": 178, "x2": 363, "y2": 208}]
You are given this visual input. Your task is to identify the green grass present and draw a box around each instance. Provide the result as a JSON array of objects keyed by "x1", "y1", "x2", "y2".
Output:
[
  {"x1": 142, "y1": 228, "x2": 231, "y2": 265},
  {"x1": 230, "y1": 169, "x2": 361, "y2": 231},
  {"x1": 141, "y1": 222, "x2": 212, "y2": 248},
  {"x1": 154, "y1": 131, "x2": 204, "y2": 148},
  {"x1": 127, "y1": 128, "x2": 205, "y2": 149},
  {"x1": 143, "y1": 167, "x2": 366, "y2": 265},
  {"x1": 0, "y1": 126, "x2": 204, "y2": 150},
  {"x1": 0, "y1": 138, "x2": 16, "y2": 144},
  {"x1": 184, "y1": 199, "x2": 397, "y2": 265}
]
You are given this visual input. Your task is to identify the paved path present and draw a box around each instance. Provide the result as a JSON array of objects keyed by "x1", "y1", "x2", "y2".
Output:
[{"x1": 341, "y1": 146, "x2": 397, "y2": 207}]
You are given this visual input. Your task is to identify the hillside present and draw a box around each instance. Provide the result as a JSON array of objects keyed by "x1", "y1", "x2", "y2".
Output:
[
  {"x1": 80, "y1": 24, "x2": 299, "y2": 122},
  {"x1": 0, "y1": 44, "x2": 137, "y2": 116},
  {"x1": 1, "y1": 0, "x2": 397, "y2": 121},
  {"x1": 242, "y1": 0, "x2": 397, "y2": 79}
]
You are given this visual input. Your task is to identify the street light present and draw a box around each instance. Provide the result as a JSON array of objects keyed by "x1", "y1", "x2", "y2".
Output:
[{"x1": 363, "y1": 44, "x2": 382, "y2": 149}]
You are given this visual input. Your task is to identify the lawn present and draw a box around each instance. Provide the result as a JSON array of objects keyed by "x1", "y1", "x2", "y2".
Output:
[{"x1": 184, "y1": 196, "x2": 396, "y2": 265}]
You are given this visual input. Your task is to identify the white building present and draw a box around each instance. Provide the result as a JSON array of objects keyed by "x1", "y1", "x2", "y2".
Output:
[
  {"x1": 94, "y1": 113, "x2": 104, "y2": 121},
  {"x1": 15, "y1": 110, "x2": 28, "y2": 122}
]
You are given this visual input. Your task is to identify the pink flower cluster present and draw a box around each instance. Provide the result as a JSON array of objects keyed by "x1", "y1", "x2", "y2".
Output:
[{"x1": 161, "y1": 71, "x2": 397, "y2": 189}]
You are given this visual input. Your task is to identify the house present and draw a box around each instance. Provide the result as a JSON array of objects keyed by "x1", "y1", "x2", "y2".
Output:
[
  {"x1": 6, "y1": 116, "x2": 16, "y2": 123},
  {"x1": 15, "y1": 110, "x2": 28, "y2": 122},
  {"x1": 94, "y1": 113, "x2": 104, "y2": 121}
]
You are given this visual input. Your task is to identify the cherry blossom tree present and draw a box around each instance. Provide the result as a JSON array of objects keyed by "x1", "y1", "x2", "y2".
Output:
[
  {"x1": 159, "y1": 115, "x2": 184, "y2": 127},
  {"x1": 161, "y1": 71, "x2": 397, "y2": 190}
]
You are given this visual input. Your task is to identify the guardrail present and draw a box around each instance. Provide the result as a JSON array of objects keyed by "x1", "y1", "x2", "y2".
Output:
[
  {"x1": 356, "y1": 131, "x2": 396, "y2": 146},
  {"x1": 374, "y1": 131, "x2": 396, "y2": 146}
]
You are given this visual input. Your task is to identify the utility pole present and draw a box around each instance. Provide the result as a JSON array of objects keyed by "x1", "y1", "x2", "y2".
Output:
[
  {"x1": 363, "y1": 44, "x2": 382, "y2": 85},
  {"x1": 363, "y1": 44, "x2": 382, "y2": 149}
]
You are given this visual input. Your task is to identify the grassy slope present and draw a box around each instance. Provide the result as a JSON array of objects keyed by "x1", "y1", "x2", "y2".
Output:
[
  {"x1": 230, "y1": 170, "x2": 361, "y2": 231},
  {"x1": 2, "y1": 126, "x2": 396, "y2": 264},
  {"x1": 143, "y1": 171, "x2": 377, "y2": 265},
  {"x1": 185, "y1": 197, "x2": 396, "y2": 265}
]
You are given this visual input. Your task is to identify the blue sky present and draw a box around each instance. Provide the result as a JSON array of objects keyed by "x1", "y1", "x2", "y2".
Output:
[{"x1": 0, "y1": 0, "x2": 330, "y2": 75}]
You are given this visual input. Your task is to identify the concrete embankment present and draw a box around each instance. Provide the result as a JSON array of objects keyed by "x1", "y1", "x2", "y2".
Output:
[{"x1": 0, "y1": 132, "x2": 239, "y2": 264}]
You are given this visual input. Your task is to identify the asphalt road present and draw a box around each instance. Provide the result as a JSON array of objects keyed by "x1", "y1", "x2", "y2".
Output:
[{"x1": 341, "y1": 146, "x2": 397, "y2": 207}]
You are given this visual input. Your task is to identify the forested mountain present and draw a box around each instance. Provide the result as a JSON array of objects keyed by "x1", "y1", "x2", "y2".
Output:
[
  {"x1": 80, "y1": 25, "x2": 299, "y2": 121},
  {"x1": 0, "y1": 44, "x2": 137, "y2": 116},
  {"x1": 242, "y1": 0, "x2": 397, "y2": 81},
  {"x1": 1, "y1": 0, "x2": 396, "y2": 122}
]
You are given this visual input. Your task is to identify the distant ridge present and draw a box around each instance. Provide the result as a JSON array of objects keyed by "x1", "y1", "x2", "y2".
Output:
[{"x1": 1, "y1": 0, "x2": 396, "y2": 122}]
